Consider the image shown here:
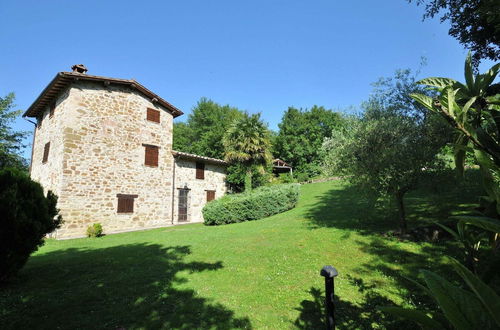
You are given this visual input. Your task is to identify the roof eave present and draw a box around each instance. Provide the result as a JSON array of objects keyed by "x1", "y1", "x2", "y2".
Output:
[{"x1": 23, "y1": 72, "x2": 184, "y2": 118}]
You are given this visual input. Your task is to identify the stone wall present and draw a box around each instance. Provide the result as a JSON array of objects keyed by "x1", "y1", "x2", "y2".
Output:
[
  {"x1": 30, "y1": 87, "x2": 70, "y2": 200},
  {"x1": 31, "y1": 80, "x2": 175, "y2": 238},
  {"x1": 173, "y1": 159, "x2": 227, "y2": 223}
]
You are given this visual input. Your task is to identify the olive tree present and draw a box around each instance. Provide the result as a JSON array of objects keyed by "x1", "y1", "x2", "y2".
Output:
[{"x1": 323, "y1": 69, "x2": 450, "y2": 233}]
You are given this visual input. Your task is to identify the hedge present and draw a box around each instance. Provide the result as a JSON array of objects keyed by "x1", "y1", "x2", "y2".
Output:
[{"x1": 203, "y1": 183, "x2": 300, "y2": 225}]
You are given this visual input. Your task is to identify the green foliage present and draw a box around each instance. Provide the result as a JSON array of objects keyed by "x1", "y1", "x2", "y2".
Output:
[
  {"x1": 383, "y1": 258, "x2": 500, "y2": 329},
  {"x1": 172, "y1": 98, "x2": 243, "y2": 159},
  {"x1": 86, "y1": 223, "x2": 103, "y2": 238},
  {"x1": 274, "y1": 106, "x2": 342, "y2": 180},
  {"x1": 0, "y1": 168, "x2": 62, "y2": 282},
  {"x1": 408, "y1": 0, "x2": 500, "y2": 65},
  {"x1": 202, "y1": 184, "x2": 300, "y2": 225},
  {"x1": 412, "y1": 54, "x2": 500, "y2": 221},
  {"x1": 223, "y1": 112, "x2": 272, "y2": 192},
  {"x1": 0, "y1": 93, "x2": 29, "y2": 170},
  {"x1": 225, "y1": 163, "x2": 270, "y2": 193},
  {"x1": 323, "y1": 69, "x2": 450, "y2": 232}
]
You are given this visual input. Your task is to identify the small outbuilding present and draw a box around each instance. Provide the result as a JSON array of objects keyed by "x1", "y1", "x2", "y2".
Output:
[{"x1": 272, "y1": 159, "x2": 293, "y2": 176}]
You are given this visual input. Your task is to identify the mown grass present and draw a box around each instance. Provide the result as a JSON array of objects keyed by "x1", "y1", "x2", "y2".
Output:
[{"x1": 0, "y1": 175, "x2": 482, "y2": 329}]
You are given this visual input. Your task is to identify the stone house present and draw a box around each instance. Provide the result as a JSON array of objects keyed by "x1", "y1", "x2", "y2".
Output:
[{"x1": 23, "y1": 64, "x2": 228, "y2": 239}]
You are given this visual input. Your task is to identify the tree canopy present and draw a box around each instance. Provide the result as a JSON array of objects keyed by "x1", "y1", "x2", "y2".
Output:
[
  {"x1": 323, "y1": 69, "x2": 450, "y2": 232},
  {"x1": 0, "y1": 93, "x2": 29, "y2": 170},
  {"x1": 223, "y1": 112, "x2": 272, "y2": 191},
  {"x1": 274, "y1": 106, "x2": 342, "y2": 179},
  {"x1": 173, "y1": 98, "x2": 243, "y2": 159},
  {"x1": 408, "y1": 0, "x2": 500, "y2": 65}
]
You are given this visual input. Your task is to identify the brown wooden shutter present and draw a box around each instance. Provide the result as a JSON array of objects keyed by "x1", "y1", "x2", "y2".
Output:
[
  {"x1": 42, "y1": 142, "x2": 50, "y2": 163},
  {"x1": 49, "y1": 102, "x2": 55, "y2": 118},
  {"x1": 206, "y1": 190, "x2": 215, "y2": 202},
  {"x1": 196, "y1": 162, "x2": 205, "y2": 179},
  {"x1": 144, "y1": 145, "x2": 159, "y2": 167},
  {"x1": 117, "y1": 194, "x2": 138, "y2": 213},
  {"x1": 147, "y1": 108, "x2": 160, "y2": 123}
]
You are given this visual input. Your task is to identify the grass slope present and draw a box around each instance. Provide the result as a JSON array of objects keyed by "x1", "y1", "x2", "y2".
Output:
[{"x1": 0, "y1": 178, "x2": 481, "y2": 329}]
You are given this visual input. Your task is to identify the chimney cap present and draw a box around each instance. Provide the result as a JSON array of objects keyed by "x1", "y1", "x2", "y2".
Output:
[{"x1": 71, "y1": 64, "x2": 88, "y2": 74}]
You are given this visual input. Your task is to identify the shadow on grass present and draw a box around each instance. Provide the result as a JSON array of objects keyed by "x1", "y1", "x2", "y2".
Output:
[
  {"x1": 296, "y1": 172, "x2": 483, "y2": 328},
  {"x1": 305, "y1": 171, "x2": 483, "y2": 235},
  {"x1": 0, "y1": 244, "x2": 251, "y2": 329},
  {"x1": 293, "y1": 284, "x2": 418, "y2": 330}
]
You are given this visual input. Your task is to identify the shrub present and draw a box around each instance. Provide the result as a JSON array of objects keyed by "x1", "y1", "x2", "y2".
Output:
[
  {"x1": 203, "y1": 183, "x2": 300, "y2": 225},
  {"x1": 86, "y1": 223, "x2": 103, "y2": 238},
  {"x1": 0, "y1": 168, "x2": 62, "y2": 282}
]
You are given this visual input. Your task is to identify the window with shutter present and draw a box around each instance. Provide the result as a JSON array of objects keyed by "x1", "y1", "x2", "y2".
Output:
[
  {"x1": 49, "y1": 102, "x2": 55, "y2": 118},
  {"x1": 117, "y1": 194, "x2": 138, "y2": 213},
  {"x1": 147, "y1": 108, "x2": 160, "y2": 123},
  {"x1": 196, "y1": 162, "x2": 205, "y2": 179},
  {"x1": 42, "y1": 142, "x2": 50, "y2": 163},
  {"x1": 206, "y1": 190, "x2": 216, "y2": 202},
  {"x1": 143, "y1": 144, "x2": 159, "y2": 167}
]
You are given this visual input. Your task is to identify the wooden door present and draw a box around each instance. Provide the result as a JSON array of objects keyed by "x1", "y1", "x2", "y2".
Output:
[{"x1": 178, "y1": 189, "x2": 189, "y2": 222}]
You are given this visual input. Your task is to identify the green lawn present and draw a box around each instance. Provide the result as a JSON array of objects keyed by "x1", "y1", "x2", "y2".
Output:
[{"x1": 0, "y1": 178, "x2": 482, "y2": 329}]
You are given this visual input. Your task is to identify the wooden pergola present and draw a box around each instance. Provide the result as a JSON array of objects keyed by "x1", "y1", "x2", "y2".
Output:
[{"x1": 272, "y1": 159, "x2": 293, "y2": 176}]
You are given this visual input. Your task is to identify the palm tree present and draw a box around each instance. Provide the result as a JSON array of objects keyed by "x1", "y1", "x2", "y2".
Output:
[{"x1": 223, "y1": 112, "x2": 272, "y2": 192}]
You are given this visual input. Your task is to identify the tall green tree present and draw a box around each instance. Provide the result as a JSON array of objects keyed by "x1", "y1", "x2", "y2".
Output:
[
  {"x1": 323, "y1": 69, "x2": 450, "y2": 233},
  {"x1": 274, "y1": 106, "x2": 342, "y2": 179},
  {"x1": 408, "y1": 0, "x2": 500, "y2": 65},
  {"x1": 173, "y1": 98, "x2": 243, "y2": 159},
  {"x1": 0, "y1": 93, "x2": 29, "y2": 170},
  {"x1": 223, "y1": 113, "x2": 272, "y2": 192}
]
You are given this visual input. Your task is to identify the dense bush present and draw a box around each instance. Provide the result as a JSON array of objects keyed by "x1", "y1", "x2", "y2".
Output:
[
  {"x1": 203, "y1": 183, "x2": 300, "y2": 225},
  {"x1": 0, "y1": 168, "x2": 62, "y2": 282},
  {"x1": 86, "y1": 223, "x2": 103, "y2": 238}
]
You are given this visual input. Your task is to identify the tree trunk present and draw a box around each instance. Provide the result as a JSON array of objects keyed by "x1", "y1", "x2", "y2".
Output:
[
  {"x1": 244, "y1": 169, "x2": 252, "y2": 192},
  {"x1": 395, "y1": 191, "x2": 407, "y2": 234}
]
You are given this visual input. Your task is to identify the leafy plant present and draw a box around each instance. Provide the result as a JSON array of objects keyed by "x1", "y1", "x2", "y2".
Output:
[
  {"x1": 382, "y1": 258, "x2": 500, "y2": 329},
  {"x1": 202, "y1": 183, "x2": 300, "y2": 225},
  {"x1": 86, "y1": 223, "x2": 103, "y2": 238},
  {"x1": 0, "y1": 168, "x2": 62, "y2": 282},
  {"x1": 411, "y1": 54, "x2": 500, "y2": 272},
  {"x1": 411, "y1": 54, "x2": 500, "y2": 217}
]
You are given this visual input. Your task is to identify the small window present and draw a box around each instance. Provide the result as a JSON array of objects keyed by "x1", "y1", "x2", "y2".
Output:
[
  {"x1": 49, "y1": 102, "x2": 55, "y2": 118},
  {"x1": 206, "y1": 190, "x2": 216, "y2": 202},
  {"x1": 117, "y1": 194, "x2": 138, "y2": 213},
  {"x1": 143, "y1": 144, "x2": 159, "y2": 167},
  {"x1": 147, "y1": 108, "x2": 160, "y2": 123},
  {"x1": 42, "y1": 142, "x2": 50, "y2": 163},
  {"x1": 196, "y1": 162, "x2": 205, "y2": 179}
]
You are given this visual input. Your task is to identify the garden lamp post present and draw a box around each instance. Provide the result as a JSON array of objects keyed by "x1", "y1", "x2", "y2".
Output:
[{"x1": 321, "y1": 265, "x2": 338, "y2": 330}]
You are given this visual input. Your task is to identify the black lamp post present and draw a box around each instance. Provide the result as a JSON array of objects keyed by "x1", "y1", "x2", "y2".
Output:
[{"x1": 320, "y1": 265, "x2": 338, "y2": 330}]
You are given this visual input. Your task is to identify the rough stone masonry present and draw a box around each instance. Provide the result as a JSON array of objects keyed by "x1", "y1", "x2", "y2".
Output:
[{"x1": 25, "y1": 65, "x2": 227, "y2": 239}]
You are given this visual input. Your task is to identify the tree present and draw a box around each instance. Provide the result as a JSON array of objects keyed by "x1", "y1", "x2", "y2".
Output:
[
  {"x1": 408, "y1": 0, "x2": 500, "y2": 65},
  {"x1": 0, "y1": 168, "x2": 62, "y2": 282},
  {"x1": 274, "y1": 106, "x2": 342, "y2": 179},
  {"x1": 323, "y1": 69, "x2": 450, "y2": 233},
  {"x1": 173, "y1": 98, "x2": 243, "y2": 159},
  {"x1": 0, "y1": 93, "x2": 29, "y2": 170},
  {"x1": 223, "y1": 113, "x2": 272, "y2": 192}
]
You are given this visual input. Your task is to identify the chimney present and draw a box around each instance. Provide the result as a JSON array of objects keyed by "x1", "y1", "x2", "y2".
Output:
[{"x1": 71, "y1": 64, "x2": 88, "y2": 74}]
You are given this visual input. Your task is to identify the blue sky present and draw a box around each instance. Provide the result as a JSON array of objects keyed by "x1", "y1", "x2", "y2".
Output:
[{"x1": 0, "y1": 0, "x2": 495, "y2": 158}]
